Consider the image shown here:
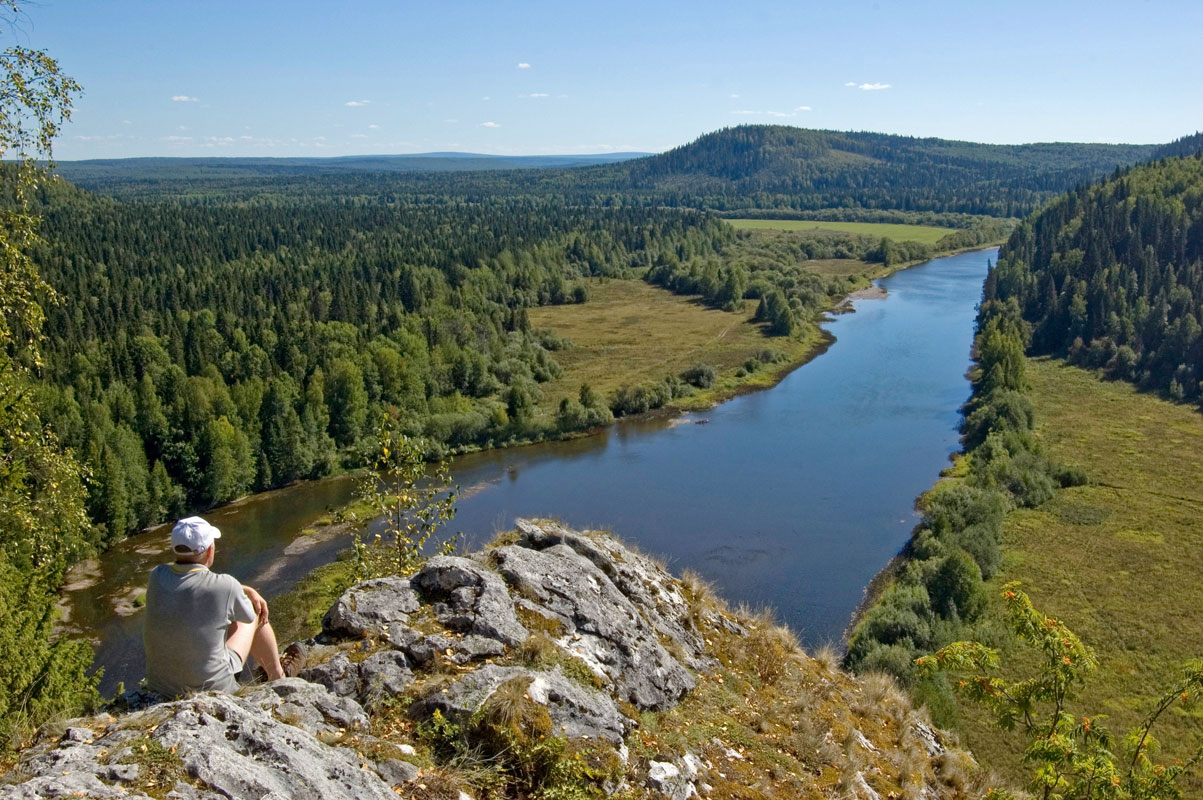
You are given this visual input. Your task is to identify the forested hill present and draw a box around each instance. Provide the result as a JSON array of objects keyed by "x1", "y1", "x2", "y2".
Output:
[
  {"x1": 985, "y1": 151, "x2": 1203, "y2": 401},
  {"x1": 598, "y1": 126, "x2": 1157, "y2": 216},
  {"x1": 56, "y1": 125, "x2": 1159, "y2": 217}
]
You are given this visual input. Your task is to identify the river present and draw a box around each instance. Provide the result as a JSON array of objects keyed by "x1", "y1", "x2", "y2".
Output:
[{"x1": 63, "y1": 247, "x2": 994, "y2": 696}]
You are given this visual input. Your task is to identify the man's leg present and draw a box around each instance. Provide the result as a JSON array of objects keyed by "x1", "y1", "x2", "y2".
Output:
[{"x1": 226, "y1": 618, "x2": 285, "y2": 680}]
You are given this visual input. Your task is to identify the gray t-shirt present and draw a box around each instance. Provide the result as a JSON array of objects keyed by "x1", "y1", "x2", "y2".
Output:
[{"x1": 143, "y1": 563, "x2": 256, "y2": 697}]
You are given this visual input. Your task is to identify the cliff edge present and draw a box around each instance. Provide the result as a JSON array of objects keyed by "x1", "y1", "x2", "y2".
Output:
[{"x1": 3, "y1": 520, "x2": 987, "y2": 800}]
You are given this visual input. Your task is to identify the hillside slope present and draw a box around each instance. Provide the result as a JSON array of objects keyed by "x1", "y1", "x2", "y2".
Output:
[{"x1": 985, "y1": 151, "x2": 1203, "y2": 401}]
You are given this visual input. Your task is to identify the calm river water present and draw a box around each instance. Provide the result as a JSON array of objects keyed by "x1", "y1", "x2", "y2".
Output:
[{"x1": 65, "y1": 247, "x2": 994, "y2": 696}]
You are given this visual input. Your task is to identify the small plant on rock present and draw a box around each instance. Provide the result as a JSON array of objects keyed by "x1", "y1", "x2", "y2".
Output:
[{"x1": 353, "y1": 410, "x2": 459, "y2": 580}]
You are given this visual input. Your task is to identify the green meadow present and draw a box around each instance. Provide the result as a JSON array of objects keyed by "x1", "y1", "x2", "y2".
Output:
[
  {"x1": 725, "y1": 218, "x2": 958, "y2": 245},
  {"x1": 961, "y1": 358, "x2": 1203, "y2": 786},
  {"x1": 527, "y1": 277, "x2": 825, "y2": 411}
]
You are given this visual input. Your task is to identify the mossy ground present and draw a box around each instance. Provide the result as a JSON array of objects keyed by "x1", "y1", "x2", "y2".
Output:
[{"x1": 960, "y1": 358, "x2": 1203, "y2": 788}]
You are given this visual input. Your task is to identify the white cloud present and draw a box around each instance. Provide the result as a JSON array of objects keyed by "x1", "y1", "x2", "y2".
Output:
[
  {"x1": 847, "y1": 82, "x2": 891, "y2": 91},
  {"x1": 766, "y1": 111, "x2": 793, "y2": 118},
  {"x1": 368, "y1": 123, "x2": 380, "y2": 129},
  {"x1": 171, "y1": 95, "x2": 198, "y2": 102},
  {"x1": 203, "y1": 136, "x2": 236, "y2": 147},
  {"x1": 177, "y1": 125, "x2": 188, "y2": 131},
  {"x1": 844, "y1": 82, "x2": 858, "y2": 87},
  {"x1": 795, "y1": 105, "x2": 812, "y2": 112},
  {"x1": 729, "y1": 93, "x2": 740, "y2": 98},
  {"x1": 345, "y1": 99, "x2": 371, "y2": 107},
  {"x1": 482, "y1": 96, "x2": 491, "y2": 101},
  {"x1": 122, "y1": 120, "x2": 132, "y2": 125},
  {"x1": 730, "y1": 109, "x2": 761, "y2": 115},
  {"x1": 516, "y1": 62, "x2": 531, "y2": 69},
  {"x1": 162, "y1": 135, "x2": 192, "y2": 142},
  {"x1": 480, "y1": 121, "x2": 501, "y2": 128},
  {"x1": 351, "y1": 133, "x2": 368, "y2": 139},
  {"x1": 522, "y1": 92, "x2": 549, "y2": 98}
]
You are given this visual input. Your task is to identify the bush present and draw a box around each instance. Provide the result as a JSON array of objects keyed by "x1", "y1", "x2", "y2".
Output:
[{"x1": 681, "y1": 363, "x2": 716, "y2": 389}]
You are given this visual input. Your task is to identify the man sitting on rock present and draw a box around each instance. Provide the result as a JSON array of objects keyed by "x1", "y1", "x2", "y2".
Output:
[{"x1": 143, "y1": 516, "x2": 305, "y2": 697}]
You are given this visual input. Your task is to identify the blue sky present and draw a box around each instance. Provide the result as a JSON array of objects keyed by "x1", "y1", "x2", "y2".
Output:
[{"x1": 21, "y1": 0, "x2": 1203, "y2": 160}]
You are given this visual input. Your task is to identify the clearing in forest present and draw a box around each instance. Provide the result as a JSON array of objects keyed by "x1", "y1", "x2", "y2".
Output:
[
  {"x1": 726, "y1": 218, "x2": 956, "y2": 245},
  {"x1": 962, "y1": 357, "x2": 1203, "y2": 787},
  {"x1": 527, "y1": 278, "x2": 820, "y2": 410}
]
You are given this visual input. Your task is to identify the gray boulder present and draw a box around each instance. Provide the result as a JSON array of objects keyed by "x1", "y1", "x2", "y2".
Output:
[
  {"x1": 411, "y1": 556, "x2": 527, "y2": 646},
  {"x1": 242, "y1": 677, "x2": 369, "y2": 736},
  {"x1": 515, "y1": 519, "x2": 710, "y2": 670},
  {"x1": 298, "y1": 649, "x2": 414, "y2": 710},
  {"x1": 322, "y1": 576, "x2": 420, "y2": 637},
  {"x1": 4, "y1": 691, "x2": 397, "y2": 800},
  {"x1": 409, "y1": 664, "x2": 631, "y2": 743},
  {"x1": 491, "y1": 538, "x2": 694, "y2": 710}
]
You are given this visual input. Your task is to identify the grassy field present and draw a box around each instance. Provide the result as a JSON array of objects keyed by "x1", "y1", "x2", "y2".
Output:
[
  {"x1": 961, "y1": 358, "x2": 1203, "y2": 786},
  {"x1": 527, "y1": 277, "x2": 824, "y2": 412},
  {"x1": 726, "y1": 219, "x2": 957, "y2": 245}
]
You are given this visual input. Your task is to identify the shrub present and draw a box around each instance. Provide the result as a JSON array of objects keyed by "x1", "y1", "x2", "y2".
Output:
[{"x1": 681, "y1": 363, "x2": 716, "y2": 389}]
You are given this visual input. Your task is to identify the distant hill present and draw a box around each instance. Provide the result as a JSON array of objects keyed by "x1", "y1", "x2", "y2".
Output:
[
  {"x1": 53, "y1": 151, "x2": 649, "y2": 184},
  {"x1": 1151, "y1": 131, "x2": 1203, "y2": 160},
  {"x1": 579, "y1": 126, "x2": 1159, "y2": 216},
  {"x1": 53, "y1": 125, "x2": 1177, "y2": 217}
]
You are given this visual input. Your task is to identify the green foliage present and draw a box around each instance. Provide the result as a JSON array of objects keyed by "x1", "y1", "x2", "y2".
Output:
[
  {"x1": 986, "y1": 153, "x2": 1203, "y2": 406},
  {"x1": 30, "y1": 184, "x2": 731, "y2": 536},
  {"x1": 680, "y1": 363, "x2": 717, "y2": 389},
  {"x1": 609, "y1": 375, "x2": 692, "y2": 417},
  {"x1": 919, "y1": 584, "x2": 1203, "y2": 800},
  {"x1": 351, "y1": 411, "x2": 459, "y2": 581},
  {"x1": 0, "y1": 1, "x2": 97, "y2": 746}
]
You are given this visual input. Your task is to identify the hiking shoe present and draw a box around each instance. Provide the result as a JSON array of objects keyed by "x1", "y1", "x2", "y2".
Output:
[{"x1": 280, "y1": 642, "x2": 306, "y2": 678}]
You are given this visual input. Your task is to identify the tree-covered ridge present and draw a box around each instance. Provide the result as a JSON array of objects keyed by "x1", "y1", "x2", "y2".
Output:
[
  {"x1": 986, "y1": 153, "x2": 1203, "y2": 402},
  {"x1": 30, "y1": 182, "x2": 733, "y2": 544},
  {"x1": 59, "y1": 125, "x2": 1161, "y2": 218}
]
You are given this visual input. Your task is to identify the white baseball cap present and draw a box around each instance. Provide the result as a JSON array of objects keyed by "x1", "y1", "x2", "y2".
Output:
[{"x1": 171, "y1": 516, "x2": 221, "y2": 555}]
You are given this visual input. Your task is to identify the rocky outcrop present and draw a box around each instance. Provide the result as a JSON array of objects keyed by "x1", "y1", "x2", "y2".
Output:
[
  {"x1": 321, "y1": 575, "x2": 419, "y2": 637},
  {"x1": 3, "y1": 519, "x2": 977, "y2": 800},
  {"x1": 409, "y1": 664, "x2": 633, "y2": 744},
  {"x1": 411, "y1": 556, "x2": 528, "y2": 646}
]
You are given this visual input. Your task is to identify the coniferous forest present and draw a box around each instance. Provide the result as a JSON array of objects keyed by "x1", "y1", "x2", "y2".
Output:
[{"x1": 985, "y1": 151, "x2": 1203, "y2": 402}]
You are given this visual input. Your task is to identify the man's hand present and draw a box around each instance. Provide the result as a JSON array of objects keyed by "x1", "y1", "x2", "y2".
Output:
[{"x1": 243, "y1": 585, "x2": 269, "y2": 623}]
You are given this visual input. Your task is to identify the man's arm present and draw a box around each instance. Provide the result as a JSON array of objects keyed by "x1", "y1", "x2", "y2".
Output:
[{"x1": 242, "y1": 585, "x2": 268, "y2": 623}]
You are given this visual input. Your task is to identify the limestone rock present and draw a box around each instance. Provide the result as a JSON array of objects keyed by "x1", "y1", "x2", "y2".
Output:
[
  {"x1": 409, "y1": 664, "x2": 631, "y2": 743},
  {"x1": 491, "y1": 537, "x2": 694, "y2": 710},
  {"x1": 514, "y1": 519, "x2": 710, "y2": 669},
  {"x1": 322, "y1": 576, "x2": 420, "y2": 637},
  {"x1": 298, "y1": 649, "x2": 414, "y2": 710},
  {"x1": 411, "y1": 556, "x2": 527, "y2": 646},
  {"x1": 373, "y1": 757, "x2": 420, "y2": 786},
  {"x1": 242, "y1": 677, "x2": 369, "y2": 737},
  {"x1": 647, "y1": 760, "x2": 697, "y2": 800},
  {"x1": 4, "y1": 690, "x2": 396, "y2": 800}
]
